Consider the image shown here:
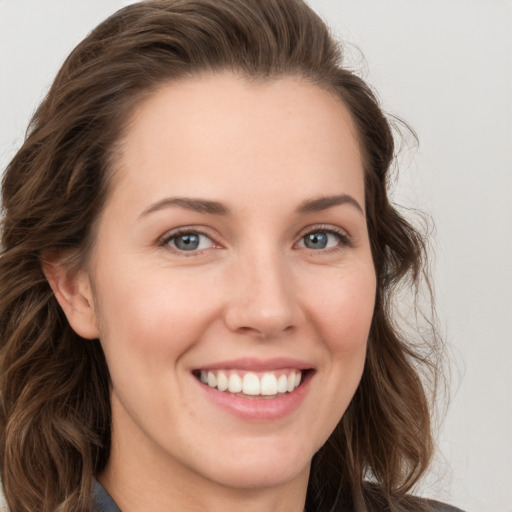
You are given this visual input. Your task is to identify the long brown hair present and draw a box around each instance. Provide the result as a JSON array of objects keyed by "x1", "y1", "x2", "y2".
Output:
[{"x1": 0, "y1": 1, "x2": 442, "y2": 510}]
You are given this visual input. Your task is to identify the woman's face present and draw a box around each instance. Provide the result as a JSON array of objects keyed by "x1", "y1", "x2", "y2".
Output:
[{"x1": 82, "y1": 73, "x2": 376, "y2": 492}]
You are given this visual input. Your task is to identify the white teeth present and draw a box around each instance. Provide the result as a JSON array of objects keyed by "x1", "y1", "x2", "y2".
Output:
[
  {"x1": 260, "y1": 373, "x2": 277, "y2": 395},
  {"x1": 228, "y1": 373, "x2": 242, "y2": 393},
  {"x1": 277, "y1": 374, "x2": 288, "y2": 393},
  {"x1": 199, "y1": 369, "x2": 303, "y2": 396},
  {"x1": 242, "y1": 372, "x2": 260, "y2": 395},
  {"x1": 207, "y1": 371, "x2": 217, "y2": 388},
  {"x1": 217, "y1": 371, "x2": 228, "y2": 391},
  {"x1": 286, "y1": 373, "x2": 295, "y2": 392}
]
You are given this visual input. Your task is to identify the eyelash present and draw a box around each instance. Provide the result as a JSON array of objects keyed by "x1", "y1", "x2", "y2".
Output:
[
  {"x1": 159, "y1": 225, "x2": 353, "y2": 256},
  {"x1": 159, "y1": 228, "x2": 219, "y2": 256},
  {"x1": 296, "y1": 224, "x2": 354, "y2": 253}
]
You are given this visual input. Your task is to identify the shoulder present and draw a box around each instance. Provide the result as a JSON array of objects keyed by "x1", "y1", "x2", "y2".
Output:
[
  {"x1": 324, "y1": 495, "x2": 465, "y2": 512},
  {"x1": 426, "y1": 499, "x2": 465, "y2": 512},
  {"x1": 93, "y1": 479, "x2": 121, "y2": 512}
]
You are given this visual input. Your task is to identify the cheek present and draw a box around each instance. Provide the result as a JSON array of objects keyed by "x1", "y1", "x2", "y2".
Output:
[
  {"x1": 93, "y1": 265, "x2": 224, "y2": 359},
  {"x1": 305, "y1": 266, "x2": 376, "y2": 354},
  {"x1": 91, "y1": 268, "x2": 223, "y2": 426},
  {"x1": 299, "y1": 266, "x2": 376, "y2": 447}
]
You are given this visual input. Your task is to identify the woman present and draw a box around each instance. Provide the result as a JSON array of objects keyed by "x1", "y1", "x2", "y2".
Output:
[{"x1": 0, "y1": 1, "x2": 462, "y2": 511}]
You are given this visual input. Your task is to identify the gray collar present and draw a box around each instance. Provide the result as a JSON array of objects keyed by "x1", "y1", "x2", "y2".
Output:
[{"x1": 93, "y1": 479, "x2": 121, "y2": 512}]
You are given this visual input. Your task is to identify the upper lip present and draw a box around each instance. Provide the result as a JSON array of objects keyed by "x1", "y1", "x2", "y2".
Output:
[{"x1": 193, "y1": 357, "x2": 314, "y2": 372}]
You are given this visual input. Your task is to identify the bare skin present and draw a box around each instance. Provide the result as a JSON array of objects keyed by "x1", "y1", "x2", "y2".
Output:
[{"x1": 47, "y1": 73, "x2": 376, "y2": 512}]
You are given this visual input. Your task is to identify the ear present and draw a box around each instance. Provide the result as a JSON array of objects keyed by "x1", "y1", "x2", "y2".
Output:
[{"x1": 41, "y1": 254, "x2": 100, "y2": 340}]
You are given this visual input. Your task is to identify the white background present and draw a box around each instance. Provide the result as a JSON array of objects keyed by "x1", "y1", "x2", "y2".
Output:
[{"x1": 0, "y1": 1, "x2": 511, "y2": 511}]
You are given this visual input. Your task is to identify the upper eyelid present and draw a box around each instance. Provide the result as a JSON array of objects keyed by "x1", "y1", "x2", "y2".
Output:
[
  {"x1": 159, "y1": 229, "x2": 221, "y2": 257},
  {"x1": 295, "y1": 225, "x2": 354, "y2": 249},
  {"x1": 159, "y1": 226, "x2": 218, "y2": 244},
  {"x1": 296, "y1": 224, "x2": 351, "y2": 239}
]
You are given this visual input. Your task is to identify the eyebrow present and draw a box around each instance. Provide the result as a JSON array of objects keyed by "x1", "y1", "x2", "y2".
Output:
[
  {"x1": 139, "y1": 197, "x2": 230, "y2": 218},
  {"x1": 139, "y1": 193, "x2": 364, "y2": 219},
  {"x1": 297, "y1": 194, "x2": 364, "y2": 215}
]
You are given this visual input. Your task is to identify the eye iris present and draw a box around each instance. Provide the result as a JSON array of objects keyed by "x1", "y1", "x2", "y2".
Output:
[
  {"x1": 304, "y1": 232, "x2": 328, "y2": 249},
  {"x1": 175, "y1": 233, "x2": 200, "y2": 250}
]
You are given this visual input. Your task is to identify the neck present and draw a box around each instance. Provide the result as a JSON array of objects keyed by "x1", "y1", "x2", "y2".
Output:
[{"x1": 98, "y1": 458, "x2": 309, "y2": 512}]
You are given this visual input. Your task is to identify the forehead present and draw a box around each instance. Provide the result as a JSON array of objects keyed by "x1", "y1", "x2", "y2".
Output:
[{"x1": 111, "y1": 72, "x2": 365, "y2": 211}]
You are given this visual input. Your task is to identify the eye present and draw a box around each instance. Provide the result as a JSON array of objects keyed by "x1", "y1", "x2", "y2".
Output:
[
  {"x1": 302, "y1": 231, "x2": 337, "y2": 250},
  {"x1": 297, "y1": 228, "x2": 350, "y2": 250},
  {"x1": 164, "y1": 231, "x2": 214, "y2": 252}
]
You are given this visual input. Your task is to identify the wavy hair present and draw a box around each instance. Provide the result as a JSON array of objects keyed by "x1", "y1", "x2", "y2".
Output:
[{"x1": 0, "y1": 1, "x2": 442, "y2": 510}]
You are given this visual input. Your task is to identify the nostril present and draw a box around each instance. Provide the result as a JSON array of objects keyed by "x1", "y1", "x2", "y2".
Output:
[{"x1": 232, "y1": 324, "x2": 296, "y2": 340}]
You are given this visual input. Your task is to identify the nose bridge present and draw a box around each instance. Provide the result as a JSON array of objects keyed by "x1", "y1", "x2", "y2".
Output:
[{"x1": 225, "y1": 241, "x2": 297, "y2": 337}]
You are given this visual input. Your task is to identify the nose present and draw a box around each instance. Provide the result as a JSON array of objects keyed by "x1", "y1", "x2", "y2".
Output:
[{"x1": 223, "y1": 249, "x2": 300, "y2": 339}]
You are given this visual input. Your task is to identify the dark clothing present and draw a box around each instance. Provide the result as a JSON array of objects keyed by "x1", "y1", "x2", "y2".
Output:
[
  {"x1": 429, "y1": 501, "x2": 465, "y2": 512},
  {"x1": 93, "y1": 479, "x2": 464, "y2": 512},
  {"x1": 93, "y1": 480, "x2": 121, "y2": 512}
]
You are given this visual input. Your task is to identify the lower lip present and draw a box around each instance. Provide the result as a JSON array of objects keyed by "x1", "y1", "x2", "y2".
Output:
[{"x1": 196, "y1": 372, "x2": 313, "y2": 421}]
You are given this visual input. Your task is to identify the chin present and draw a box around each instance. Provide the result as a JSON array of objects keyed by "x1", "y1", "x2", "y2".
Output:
[
  {"x1": 205, "y1": 458, "x2": 310, "y2": 490},
  {"x1": 186, "y1": 437, "x2": 313, "y2": 490}
]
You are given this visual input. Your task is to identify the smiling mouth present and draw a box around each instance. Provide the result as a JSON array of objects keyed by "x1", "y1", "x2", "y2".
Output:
[{"x1": 193, "y1": 369, "x2": 310, "y2": 398}]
